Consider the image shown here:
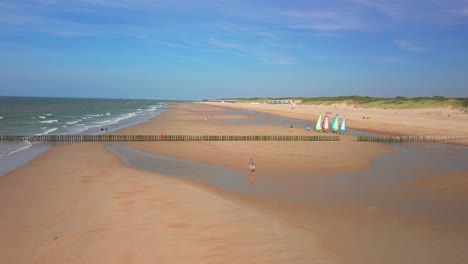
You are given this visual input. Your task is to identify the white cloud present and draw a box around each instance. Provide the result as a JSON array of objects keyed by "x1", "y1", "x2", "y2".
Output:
[
  {"x1": 369, "y1": 56, "x2": 412, "y2": 64},
  {"x1": 352, "y1": 0, "x2": 404, "y2": 19},
  {"x1": 282, "y1": 10, "x2": 366, "y2": 31},
  {"x1": 208, "y1": 38, "x2": 295, "y2": 65},
  {"x1": 395, "y1": 40, "x2": 432, "y2": 52}
]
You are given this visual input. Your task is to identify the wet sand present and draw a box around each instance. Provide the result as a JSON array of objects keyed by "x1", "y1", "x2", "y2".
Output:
[
  {"x1": 118, "y1": 103, "x2": 390, "y2": 176},
  {"x1": 117, "y1": 103, "x2": 467, "y2": 263},
  {"x1": 1, "y1": 102, "x2": 467, "y2": 263},
  {"x1": 0, "y1": 143, "x2": 337, "y2": 263}
]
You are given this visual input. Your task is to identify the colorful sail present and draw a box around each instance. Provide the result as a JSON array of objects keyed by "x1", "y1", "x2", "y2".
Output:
[
  {"x1": 315, "y1": 114, "x2": 322, "y2": 131},
  {"x1": 322, "y1": 115, "x2": 329, "y2": 132},
  {"x1": 331, "y1": 114, "x2": 339, "y2": 132},
  {"x1": 340, "y1": 117, "x2": 346, "y2": 133}
]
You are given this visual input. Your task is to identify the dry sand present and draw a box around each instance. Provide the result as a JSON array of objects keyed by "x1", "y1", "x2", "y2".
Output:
[{"x1": 1, "y1": 102, "x2": 467, "y2": 264}]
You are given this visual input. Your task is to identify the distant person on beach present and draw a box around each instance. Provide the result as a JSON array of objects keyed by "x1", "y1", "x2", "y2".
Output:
[
  {"x1": 249, "y1": 158, "x2": 255, "y2": 172},
  {"x1": 289, "y1": 124, "x2": 293, "y2": 133}
]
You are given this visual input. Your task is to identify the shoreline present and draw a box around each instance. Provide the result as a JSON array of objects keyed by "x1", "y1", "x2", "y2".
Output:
[{"x1": 0, "y1": 103, "x2": 168, "y2": 177}]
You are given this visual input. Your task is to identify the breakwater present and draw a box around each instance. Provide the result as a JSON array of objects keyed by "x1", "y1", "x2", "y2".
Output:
[
  {"x1": 0, "y1": 134, "x2": 341, "y2": 142},
  {"x1": 357, "y1": 135, "x2": 468, "y2": 143}
]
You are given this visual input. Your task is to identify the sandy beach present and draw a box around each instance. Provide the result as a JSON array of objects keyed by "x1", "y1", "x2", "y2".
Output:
[
  {"x1": 1, "y1": 102, "x2": 467, "y2": 264},
  {"x1": 202, "y1": 102, "x2": 468, "y2": 145}
]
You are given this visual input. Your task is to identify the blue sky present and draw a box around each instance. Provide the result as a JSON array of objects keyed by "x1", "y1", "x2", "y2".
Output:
[{"x1": 0, "y1": 0, "x2": 467, "y2": 100}]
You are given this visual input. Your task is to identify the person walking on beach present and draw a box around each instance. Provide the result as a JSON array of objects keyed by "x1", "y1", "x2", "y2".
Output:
[
  {"x1": 249, "y1": 158, "x2": 255, "y2": 172},
  {"x1": 289, "y1": 124, "x2": 293, "y2": 133}
]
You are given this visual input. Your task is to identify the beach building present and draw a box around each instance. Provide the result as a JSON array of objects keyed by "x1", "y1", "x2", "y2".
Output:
[{"x1": 267, "y1": 99, "x2": 291, "y2": 104}]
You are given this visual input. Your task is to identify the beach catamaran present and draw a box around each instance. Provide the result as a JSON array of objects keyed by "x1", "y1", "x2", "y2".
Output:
[
  {"x1": 340, "y1": 117, "x2": 346, "y2": 134},
  {"x1": 322, "y1": 115, "x2": 329, "y2": 132},
  {"x1": 331, "y1": 114, "x2": 339, "y2": 133},
  {"x1": 315, "y1": 114, "x2": 323, "y2": 132}
]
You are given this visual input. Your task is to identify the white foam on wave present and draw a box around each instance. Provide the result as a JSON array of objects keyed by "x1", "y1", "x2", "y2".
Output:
[
  {"x1": 147, "y1": 105, "x2": 161, "y2": 111},
  {"x1": 105, "y1": 112, "x2": 111, "y2": 116},
  {"x1": 62, "y1": 125, "x2": 67, "y2": 128},
  {"x1": 45, "y1": 113, "x2": 52, "y2": 116},
  {"x1": 0, "y1": 117, "x2": 3, "y2": 120},
  {"x1": 1, "y1": 141, "x2": 33, "y2": 158},
  {"x1": 40, "y1": 120, "x2": 58, "y2": 124},
  {"x1": 94, "y1": 120, "x2": 113, "y2": 125},
  {"x1": 66, "y1": 120, "x2": 80, "y2": 125},
  {"x1": 39, "y1": 116, "x2": 46, "y2": 119},
  {"x1": 42, "y1": 128, "x2": 58, "y2": 135}
]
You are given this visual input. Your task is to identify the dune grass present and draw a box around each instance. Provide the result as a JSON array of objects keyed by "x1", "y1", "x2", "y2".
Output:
[{"x1": 219, "y1": 96, "x2": 468, "y2": 110}]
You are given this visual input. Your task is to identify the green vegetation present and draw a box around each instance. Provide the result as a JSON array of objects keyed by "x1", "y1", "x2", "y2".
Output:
[{"x1": 219, "y1": 96, "x2": 468, "y2": 110}]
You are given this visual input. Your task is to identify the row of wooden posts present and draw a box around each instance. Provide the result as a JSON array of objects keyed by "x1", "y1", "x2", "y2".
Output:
[
  {"x1": 0, "y1": 134, "x2": 341, "y2": 142},
  {"x1": 357, "y1": 135, "x2": 468, "y2": 143},
  {"x1": 1, "y1": 134, "x2": 466, "y2": 143}
]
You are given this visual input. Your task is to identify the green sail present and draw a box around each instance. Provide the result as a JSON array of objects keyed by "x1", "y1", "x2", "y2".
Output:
[{"x1": 315, "y1": 114, "x2": 323, "y2": 131}]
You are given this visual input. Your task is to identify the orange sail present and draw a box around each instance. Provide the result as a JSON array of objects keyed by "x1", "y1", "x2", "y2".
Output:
[{"x1": 322, "y1": 115, "x2": 329, "y2": 132}]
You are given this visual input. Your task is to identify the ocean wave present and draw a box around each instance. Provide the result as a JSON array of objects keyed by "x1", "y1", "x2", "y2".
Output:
[
  {"x1": 1, "y1": 141, "x2": 33, "y2": 158},
  {"x1": 42, "y1": 128, "x2": 58, "y2": 135},
  {"x1": 94, "y1": 120, "x2": 113, "y2": 125},
  {"x1": 66, "y1": 120, "x2": 80, "y2": 125},
  {"x1": 0, "y1": 117, "x2": 3, "y2": 119},
  {"x1": 62, "y1": 125, "x2": 67, "y2": 128},
  {"x1": 147, "y1": 105, "x2": 161, "y2": 111},
  {"x1": 45, "y1": 113, "x2": 52, "y2": 116},
  {"x1": 38, "y1": 116, "x2": 46, "y2": 119},
  {"x1": 105, "y1": 112, "x2": 111, "y2": 116},
  {"x1": 40, "y1": 120, "x2": 58, "y2": 124}
]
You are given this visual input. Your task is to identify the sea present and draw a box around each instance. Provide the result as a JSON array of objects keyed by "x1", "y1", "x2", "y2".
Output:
[{"x1": 0, "y1": 96, "x2": 168, "y2": 176}]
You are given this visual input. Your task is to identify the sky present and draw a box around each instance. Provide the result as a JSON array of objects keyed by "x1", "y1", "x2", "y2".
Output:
[{"x1": 0, "y1": 0, "x2": 467, "y2": 100}]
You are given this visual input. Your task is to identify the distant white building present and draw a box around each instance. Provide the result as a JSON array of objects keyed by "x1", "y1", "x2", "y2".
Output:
[{"x1": 267, "y1": 99, "x2": 291, "y2": 104}]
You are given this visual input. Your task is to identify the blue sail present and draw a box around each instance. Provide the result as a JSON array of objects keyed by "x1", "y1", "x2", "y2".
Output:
[
  {"x1": 339, "y1": 117, "x2": 346, "y2": 133},
  {"x1": 331, "y1": 114, "x2": 339, "y2": 131}
]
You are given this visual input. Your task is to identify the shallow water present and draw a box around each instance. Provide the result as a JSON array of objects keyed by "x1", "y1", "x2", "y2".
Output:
[{"x1": 108, "y1": 142, "x2": 468, "y2": 226}]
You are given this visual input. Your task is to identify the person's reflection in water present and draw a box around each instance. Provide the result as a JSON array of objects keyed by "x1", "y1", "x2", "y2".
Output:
[{"x1": 248, "y1": 172, "x2": 255, "y2": 188}]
